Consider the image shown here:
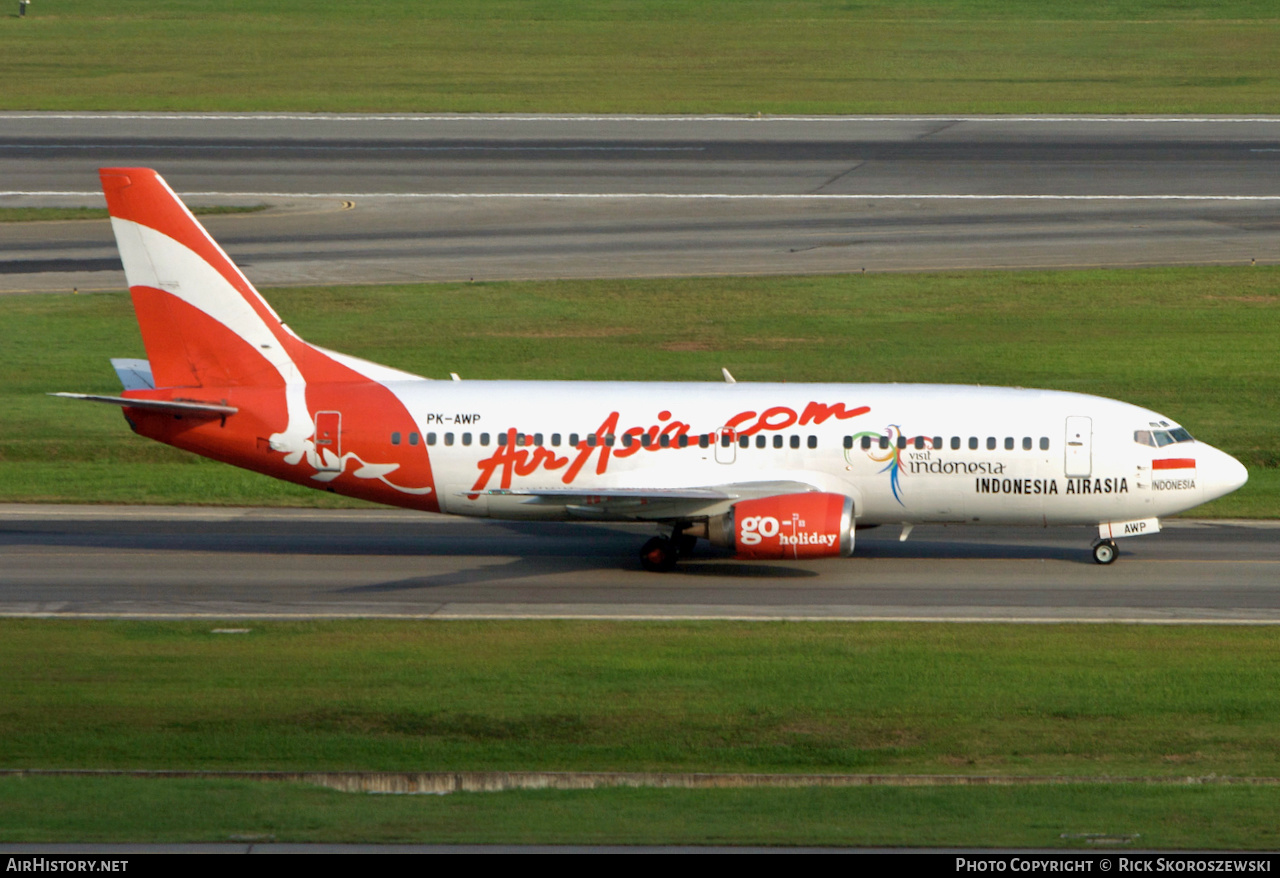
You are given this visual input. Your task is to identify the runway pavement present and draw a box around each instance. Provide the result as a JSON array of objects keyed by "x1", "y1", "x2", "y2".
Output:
[
  {"x1": 4, "y1": 113, "x2": 1280, "y2": 292},
  {"x1": 2, "y1": 505, "x2": 1277, "y2": 622}
]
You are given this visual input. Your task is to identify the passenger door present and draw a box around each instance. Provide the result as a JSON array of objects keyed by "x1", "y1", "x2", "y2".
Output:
[{"x1": 1064, "y1": 416, "x2": 1092, "y2": 478}]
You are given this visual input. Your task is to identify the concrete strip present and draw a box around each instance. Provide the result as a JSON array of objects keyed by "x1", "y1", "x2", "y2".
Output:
[{"x1": 4, "y1": 769, "x2": 1278, "y2": 794}]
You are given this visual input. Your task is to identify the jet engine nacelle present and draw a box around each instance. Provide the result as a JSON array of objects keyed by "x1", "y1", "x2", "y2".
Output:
[{"x1": 709, "y1": 492, "x2": 855, "y2": 560}]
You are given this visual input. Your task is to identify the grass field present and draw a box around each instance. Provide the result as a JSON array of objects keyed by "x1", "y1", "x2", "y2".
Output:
[
  {"x1": 4, "y1": 266, "x2": 1277, "y2": 514},
  {"x1": 6, "y1": 777, "x2": 1280, "y2": 848},
  {"x1": 7, "y1": 621, "x2": 1280, "y2": 776},
  {"x1": 2, "y1": 1, "x2": 1279, "y2": 114},
  {"x1": 5, "y1": 620, "x2": 1280, "y2": 846}
]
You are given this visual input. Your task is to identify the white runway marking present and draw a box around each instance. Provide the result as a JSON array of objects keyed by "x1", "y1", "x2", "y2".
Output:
[
  {"x1": 7, "y1": 191, "x2": 1280, "y2": 201},
  {"x1": 2, "y1": 144, "x2": 707, "y2": 152},
  {"x1": 5, "y1": 113, "x2": 1280, "y2": 123}
]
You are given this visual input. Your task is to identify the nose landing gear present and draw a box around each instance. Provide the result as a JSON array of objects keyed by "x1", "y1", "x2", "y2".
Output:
[{"x1": 1092, "y1": 539, "x2": 1118, "y2": 565}]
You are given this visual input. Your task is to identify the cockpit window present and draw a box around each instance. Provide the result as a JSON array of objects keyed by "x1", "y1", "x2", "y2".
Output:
[{"x1": 1135, "y1": 428, "x2": 1194, "y2": 447}]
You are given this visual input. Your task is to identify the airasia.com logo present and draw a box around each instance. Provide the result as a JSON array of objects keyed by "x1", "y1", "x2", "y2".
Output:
[{"x1": 469, "y1": 400, "x2": 870, "y2": 493}]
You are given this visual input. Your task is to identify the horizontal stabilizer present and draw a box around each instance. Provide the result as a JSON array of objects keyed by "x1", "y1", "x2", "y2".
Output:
[
  {"x1": 110, "y1": 358, "x2": 155, "y2": 391},
  {"x1": 50, "y1": 393, "x2": 237, "y2": 418}
]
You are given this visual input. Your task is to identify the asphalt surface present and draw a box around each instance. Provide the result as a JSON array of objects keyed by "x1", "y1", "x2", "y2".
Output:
[
  {"x1": 1, "y1": 505, "x2": 1276, "y2": 622},
  {"x1": 4, "y1": 113, "x2": 1280, "y2": 291}
]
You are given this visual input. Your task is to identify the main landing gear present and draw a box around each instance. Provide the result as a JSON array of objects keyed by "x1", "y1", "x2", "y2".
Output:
[
  {"x1": 1092, "y1": 539, "x2": 1118, "y2": 565},
  {"x1": 639, "y1": 529, "x2": 698, "y2": 572}
]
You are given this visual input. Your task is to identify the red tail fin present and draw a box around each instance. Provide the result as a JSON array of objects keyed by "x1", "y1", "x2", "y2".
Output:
[
  {"x1": 98, "y1": 168, "x2": 439, "y2": 510},
  {"x1": 101, "y1": 168, "x2": 300, "y2": 389}
]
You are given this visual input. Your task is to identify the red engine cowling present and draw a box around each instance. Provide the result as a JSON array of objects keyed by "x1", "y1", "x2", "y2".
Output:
[{"x1": 726, "y1": 492, "x2": 855, "y2": 560}]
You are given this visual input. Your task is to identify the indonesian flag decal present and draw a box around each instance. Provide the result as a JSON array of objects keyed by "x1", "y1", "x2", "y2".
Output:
[{"x1": 1153, "y1": 458, "x2": 1196, "y2": 471}]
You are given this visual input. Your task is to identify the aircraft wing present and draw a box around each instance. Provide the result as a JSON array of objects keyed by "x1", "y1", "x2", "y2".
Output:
[
  {"x1": 471, "y1": 480, "x2": 825, "y2": 520},
  {"x1": 50, "y1": 393, "x2": 238, "y2": 418}
]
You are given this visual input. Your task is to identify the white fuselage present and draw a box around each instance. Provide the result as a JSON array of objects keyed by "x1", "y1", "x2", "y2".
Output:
[{"x1": 376, "y1": 381, "x2": 1245, "y2": 526}]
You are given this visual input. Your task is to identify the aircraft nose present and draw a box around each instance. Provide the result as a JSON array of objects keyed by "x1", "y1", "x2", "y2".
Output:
[{"x1": 1201, "y1": 446, "x2": 1249, "y2": 502}]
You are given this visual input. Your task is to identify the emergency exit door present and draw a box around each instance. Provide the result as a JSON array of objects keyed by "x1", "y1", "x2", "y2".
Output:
[{"x1": 715, "y1": 427, "x2": 737, "y2": 464}]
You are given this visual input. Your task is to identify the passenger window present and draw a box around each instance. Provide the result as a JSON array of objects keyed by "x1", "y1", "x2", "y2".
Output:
[
  {"x1": 932, "y1": 436, "x2": 942, "y2": 449},
  {"x1": 1004, "y1": 437, "x2": 1014, "y2": 450},
  {"x1": 721, "y1": 433, "x2": 733, "y2": 448},
  {"x1": 463, "y1": 432, "x2": 472, "y2": 446},
  {"x1": 987, "y1": 437, "x2": 996, "y2": 450},
  {"x1": 807, "y1": 435, "x2": 817, "y2": 449},
  {"x1": 497, "y1": 433, "x2": 507, "y2": 446},
  {"x1": 426, "y1": 432, "x2": 437, "y2": 446},
  {"x1": 551, "y1": 433, "x2": 561, "y2": 447},
  {"x1": 755, "y1": 435, "x2": 766, "y2": 449},
  {"x1": 698, "y1": 434, "x2": 709, "y2": 449},
  {"x1": 570, "y1": 433, "x2": 579, "y2": 446},
  {"x1": 951, "y1": 437, "x2": 960, "y2": 450},
  {"x1": 739, "y1": 435, "x2": 750, "y2": 448},
  {"x1": 587, "y1": 434, "x2": 597, "y2": 447},
  {"x1": 969, "y1": 437, "x2": 978, "y2": 450},
  {"x1": 791, "y1": 435, "x2": 801, "y2": 449},
  {"x1": 640, "y1": 434, "x2": 652, "y2": 448},
  {"x1": 444, "y1": 432, "x2": 454, "y2": 446},
  {"x1": 913, "y1": 436, "x2": 925, "y2": 450},
  {"x1": 409, "y1": 432, "x2": 420, "y2": 446},
  {"x1": 1022, "y1": 437, "x2": 1031, "y2": 450},
  {"x1": 622, "y1": 434, "x2": 634, "y2": 448},
  {"x1": 605, "y1": 435, "x2": 615, "y2": 447},
  {"x1": 878, "y1": 436, "x2": 889, "y2": 450},
  {"x1": 843, "y1": 435, "x2": 853, "y2": 449},
  {"x1": 678, "y1": 434, "x2": 689, "y2": 448},
  {"x1": 534, "y1": 433, "x2": 544, "y2": 446},
  {"x1": 862, "y1": 436, "x2": 873, "y2": 450},
  {"x1": 660, "y1": 434, "x2": 671, "y2": 448},
  {"x1": 391, "y1": 431, "x2": 401, "y2": 445},
  {"x1": 773, "y1": 435, "x2": 783, "y2": 449},
  {"x1": 516, "y1": 433, "x2": 526, "y2": 446},
  {"x1": 1040, "y1": 437, "x2": 1049, "y2": 451}
]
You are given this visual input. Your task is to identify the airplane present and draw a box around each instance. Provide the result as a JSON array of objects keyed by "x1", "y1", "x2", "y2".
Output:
[{"x1": 54, "y1": 168, "x2": 1249, "y2": 571}]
